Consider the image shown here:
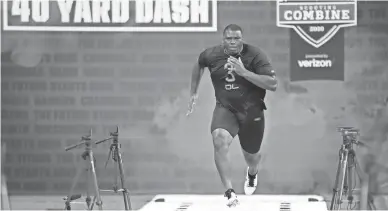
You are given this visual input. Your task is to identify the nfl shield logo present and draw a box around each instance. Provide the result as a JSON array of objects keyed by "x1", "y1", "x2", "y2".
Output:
[{"x1": 276, "y1": 0, "x2": 357, "y2": 48}]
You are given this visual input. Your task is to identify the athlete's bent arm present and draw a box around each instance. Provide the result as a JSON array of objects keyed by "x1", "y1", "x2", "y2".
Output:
[
  {"x1": 243, "y1": 52, "x2": 278, "y2": 92},
  {"x1": 241, "y1": 71, "x2": 277, "y2": 92}
]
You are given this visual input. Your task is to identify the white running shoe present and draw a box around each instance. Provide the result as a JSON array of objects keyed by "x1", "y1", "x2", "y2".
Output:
[
  {"x1": 224, "y1": 189, "x2": 239, "y2": 207},
  {"x1": 244, "y1": 167, "x2": 258, "y2": 195}
]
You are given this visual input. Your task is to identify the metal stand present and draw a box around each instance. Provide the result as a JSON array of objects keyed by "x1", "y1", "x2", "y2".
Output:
[
  {"x1": 64, "y1": 129, "x2": 103, "y2": 211},
  {"x1": 1, "y1": 174, "x2": 11, "y2": 210},
  {"x1": 1, "y1": 143, "x2": 11, "y2": 210},
  {"x1": 329, "y1": 127, "x2": 376, "y2": 210},
  {"x1": 95, "y1": 126, "x2": 132, "y2": 211}
]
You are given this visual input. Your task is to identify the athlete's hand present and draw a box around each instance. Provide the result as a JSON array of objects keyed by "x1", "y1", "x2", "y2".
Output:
[
  {"x1": 186, "y1": 94, "x2": 198, "y2": 116},
  {"x1": 227, "y1": 56, "x2": 247, "y2": 76}
]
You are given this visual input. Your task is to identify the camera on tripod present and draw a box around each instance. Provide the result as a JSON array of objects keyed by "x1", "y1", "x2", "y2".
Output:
[
  {"x1": 330, "y1": 126, "x2": 375, "y2": 211},
  {"x1": 337, "y1": 127, "x2": 360, "y2": 144}
]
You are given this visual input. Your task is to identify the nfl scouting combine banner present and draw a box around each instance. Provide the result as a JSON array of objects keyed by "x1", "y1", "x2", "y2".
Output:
[
  {"x1": 276, "y1": 0, "x2": 357, "y2": 81},
  {"x1": 3, "y1": 0, "x2": 217, "y2": 32}
]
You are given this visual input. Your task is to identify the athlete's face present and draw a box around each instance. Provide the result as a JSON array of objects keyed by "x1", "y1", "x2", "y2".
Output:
[{"x1": 223, "y1": 30, "x2": 243, "y2": 55}]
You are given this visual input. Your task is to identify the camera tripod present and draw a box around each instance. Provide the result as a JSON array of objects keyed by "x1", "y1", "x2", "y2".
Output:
[
  {"x1": 64, "y1": 129, "x2": 103, "y2": 211},
  {"x1": 329, "y1": 127, "x2": 376, "y2": 210},
  {"x1": 95, "y1": 126, "x2": 132, "y2": 210},
  {"x1": 63, "y1": 127, "x2": 132, "y2": 210}
]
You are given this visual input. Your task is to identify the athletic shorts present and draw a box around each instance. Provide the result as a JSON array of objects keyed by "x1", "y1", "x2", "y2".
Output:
[{"x1": 210, "y1": 102, "x2": 265, "y2": 154}]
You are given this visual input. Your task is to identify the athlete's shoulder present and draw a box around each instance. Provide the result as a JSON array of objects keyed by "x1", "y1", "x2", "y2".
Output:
[
  {"x1": 198, "y1": 45, "x2": 223, "y2": 67},
  {"x1": 244, "y1": 43, "x2": 267, "y2": 57},
  {"x1": 199, "y1": 45, "x2": 223, "y2": 57}
]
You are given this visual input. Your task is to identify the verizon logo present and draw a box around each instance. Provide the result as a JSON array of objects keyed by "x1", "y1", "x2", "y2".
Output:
[{"x1": 298, "y1": 58, "x2": 332, "y2": 68}]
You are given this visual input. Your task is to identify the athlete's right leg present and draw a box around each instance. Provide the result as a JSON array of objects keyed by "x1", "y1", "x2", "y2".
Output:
[
  {"x1": 210, "y1": 102, "x2": 239, "y2": 206},
  {"x1": 211, "y1": 128, "x2": 234, "y2": 189}
]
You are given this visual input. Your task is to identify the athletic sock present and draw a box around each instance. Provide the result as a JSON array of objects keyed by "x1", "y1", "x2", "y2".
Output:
[
  {"x1": 224, "y1": 188, "x2": 235, "y2": 199},
  {"x1": 248, "y1": 171, "x2": 257, "y2": 178}
]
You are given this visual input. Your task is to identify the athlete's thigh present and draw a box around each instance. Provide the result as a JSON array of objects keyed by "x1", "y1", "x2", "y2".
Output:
[
  {"x1": 211, "y1": 102, "x2": 239, "y2": 138},
  {"x1": 238, "y1": 106, "x2": 265, "y2": 154}
]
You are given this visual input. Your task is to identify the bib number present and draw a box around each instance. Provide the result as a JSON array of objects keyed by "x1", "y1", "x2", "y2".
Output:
[
  {"x1": 224, "y1": 63, "x2": 236, "y2": 82},
  {"x1": 224, "y1": 63, "x2": 239, "y2": 90}
]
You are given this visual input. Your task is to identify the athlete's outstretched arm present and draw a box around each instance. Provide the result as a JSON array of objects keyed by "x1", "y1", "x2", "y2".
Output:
[
  {"x1": 187, "y1": 60, "x2": 206, "y2": 116},
  {"x1": 190, "y1": 61, "x2": 205, "y2": 96}
]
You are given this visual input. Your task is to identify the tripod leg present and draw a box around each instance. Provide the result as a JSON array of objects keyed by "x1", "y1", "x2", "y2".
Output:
[
  {"x1": 347, "y1": 151, "x2": 355, "y2": 206},
  {"x1": 330, "y1": 150, "x2": 348, "y2": 211},
  {"x1": 336, "y1": 150, "x2": 349, "y2": 210},
  {"x1": 88, "y1": 150, "x2": 103, "y2": 211},
  {"x1": 86, "y1": 162, "x2": 92, "y2": 210},
  {"x1": 344, "y1": 168, "x2": 348, "y2": 198},
  {"x1": 330, "y1": 156, "x2": 342, "y2": 210},
  {"x1": 115, "y1": 147, "x2": 132, "y2": 210},
  {"x1": 65, "y1": 155, "x2": 88, "y2": 210},
  {"x1": 90, "y1": 196, "x2": 97, "y2": 210}
]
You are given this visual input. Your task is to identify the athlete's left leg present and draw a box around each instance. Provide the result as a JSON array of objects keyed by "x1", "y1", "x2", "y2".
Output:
[{"x1": 238, "y1": 107, "x2": 265, "y2": 195}]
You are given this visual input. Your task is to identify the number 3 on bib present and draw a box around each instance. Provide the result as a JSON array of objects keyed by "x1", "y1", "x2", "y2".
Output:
[
  {"x1": 224, "y1": 63, "x2": 236, "y2": 82},
  {"x1": 224, "y1": 63, "x2": 239, "y2": 90}
]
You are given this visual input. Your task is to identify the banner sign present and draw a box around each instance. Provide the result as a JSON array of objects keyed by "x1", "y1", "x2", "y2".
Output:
[
  {"x1": 276, "y1": 0, "x2": 358, "y2": 81},
  {"x1": 2, "y1": 0, "x2": 217, "y2": 32}
]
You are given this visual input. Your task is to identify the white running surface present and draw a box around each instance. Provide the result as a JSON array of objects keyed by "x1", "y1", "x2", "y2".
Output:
[{"x1": 139, "y1": 194, "x2": 328, "y2": 211}]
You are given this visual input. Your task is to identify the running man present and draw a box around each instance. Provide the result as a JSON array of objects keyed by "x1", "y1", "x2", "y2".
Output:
[{"x1": 187, "y1": 24, "x2": 278, "y2": 207}]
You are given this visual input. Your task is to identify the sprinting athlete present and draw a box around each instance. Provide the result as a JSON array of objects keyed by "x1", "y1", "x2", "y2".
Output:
[{"x1": 187, "y1": 24, "x2": 278, "y2": 207}]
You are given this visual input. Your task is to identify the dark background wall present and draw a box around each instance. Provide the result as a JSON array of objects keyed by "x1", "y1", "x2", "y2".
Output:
[{"x1": 1, "y1": 1, "x2": 388, "y2": 196}]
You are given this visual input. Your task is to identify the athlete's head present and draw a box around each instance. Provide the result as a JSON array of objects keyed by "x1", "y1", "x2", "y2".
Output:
[{"x1": 222, "y1": 24, "x2": 243, "y2": 55}]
